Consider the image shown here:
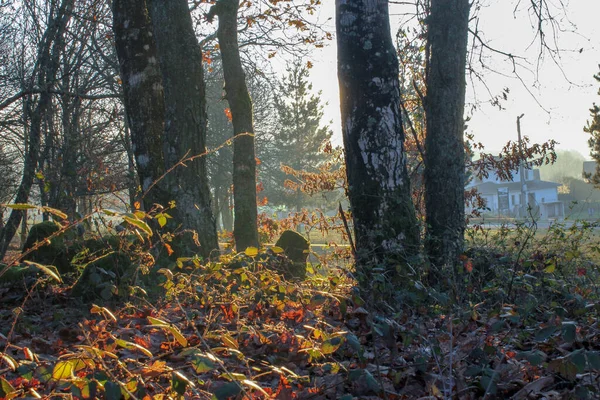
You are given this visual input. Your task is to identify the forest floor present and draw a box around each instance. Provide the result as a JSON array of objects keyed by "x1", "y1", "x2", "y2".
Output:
[{"x1": 1, "y1": 221, "x2": 600, "y2": 399}]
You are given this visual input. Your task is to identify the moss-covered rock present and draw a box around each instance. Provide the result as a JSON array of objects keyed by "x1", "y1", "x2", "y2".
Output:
[
  {"x1": 0, "y1": 263, "x2": 34, "y2": 284},
  {"x1": 272, "y1": 230, "x2": 310, "y2": 280},
  {"x1": 71, "y1": 251, "x2": 135, "y2": 301},
  {"x1": 22, "y1": 221, "x2": 79, "y2": 274}
]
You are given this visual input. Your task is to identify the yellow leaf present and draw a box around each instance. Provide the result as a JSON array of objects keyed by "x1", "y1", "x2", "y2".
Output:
[
  {"x1": 242, "y1": 379, "x2": 269, "y2": 397},
  {"x1": 134, "y1": 210, "x2": 146, "y2": 219},
  {"x1": 41, "y1": 206, "x2": 68, "y2": 220},
  {"x1": 544, "y1": 263, "x2": 556, "y2": 273},
  {"x1": 4, "y1": 203, "x2": 36, "y2": 210},
  {"x1": 222, "y1": 334, "x2": 238, "y2": 350},
  {"x1": 0, "y1": 353, "x2": 17, "y2": 370},
  {"x1": 116, "y1": 339, "x2": 153, "y2": 358},
  {"x1": 52, "y1": 360, "x2": 74, "y2": 380},
  {"x1": 157, "y1": 268, "x2": 173, "y2": 280},
  {"x1": 0, "y1": 376, "x2": 16, "y2": 398},
  {"x1": 23, "y1": 261, "x2": 62, "y2": 283},
  {"x1": 157, "y1": 214, "x2": 167, "y2": 227},
  {"x1": 168, "y1": 326, "x2": 188, "y2": 347},
  {"x1": 270, "y1": 246, "x2": 284, "y2": 254},
  {"x1": 244, "y1": 247, "x2": 258, "y2": 257},
  {"x1": 147, "y1": 316, "x2": 169, "y2": 326},
  {"x1": 123, "y1": 216, "x2": 152, "y2": 237}
]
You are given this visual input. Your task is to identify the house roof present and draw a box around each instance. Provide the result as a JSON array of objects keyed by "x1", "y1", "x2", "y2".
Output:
[{"x1": 471, "y1": 180, "x2": 560, "y2": 195}]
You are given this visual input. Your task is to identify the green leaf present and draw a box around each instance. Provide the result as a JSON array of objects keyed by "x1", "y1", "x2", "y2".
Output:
[
  {"x1": 0, "y1": 376, "x2": 16, "y2": 399},
  {"x1": 104, "y1": 381, "x2": 122, "y2": 400},
  {"x1": 171, "y1": 371, "x2": 194, "y2": 396},
  {"x1": 309, "y1": 294, "x2": 327, "y2": 308},
  {"x1": 212, "y1": 382, "x2": 242, "y2": 400},
  {"x1": 52, "y1": 360, "x2": 74, "y2": 380},
  {"x1": 562, "y1": 321, "x2": 577, "y2": 343},
  {"x1": 517, "y1": 350, "x2": 546, "y2": 366},
  {"x1": 190, "y1": 355, "x2": 216, "y2": 373},
  {"x1": 543, "y1": 262, "x2": 556, "y2": 273},
  {"x1": 535, "y1": 325, "x2": 557, "y2": 342},
  {"x1": 570, "y1": 349, "x2": 587, "y2": 373},
  {"x1": 364, "y1": 370, "x2": 380, "y2": 393},
  {"x1": 244, "y1": 247, "x2": 258, "y2": 257},
  {"x1": 23, "y1": 260, "x2": 62, "y2": 283},
  {"x1": 123, "y1": 215, "x2": 152, "y2": 237},
  {"x1": 156, "y1": 214, "x2": 167, "y2": 227},
  {"x1": 322, "y1": 336, "x2": 343, "y2": 355},
  {"x1": 587, "y1": 351, "x2": 600, "y2": 370}
]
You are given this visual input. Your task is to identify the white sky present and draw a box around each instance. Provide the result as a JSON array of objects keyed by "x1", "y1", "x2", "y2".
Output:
[{"x1": 306, "y1": 0, "x2": 600, "y2": 158}]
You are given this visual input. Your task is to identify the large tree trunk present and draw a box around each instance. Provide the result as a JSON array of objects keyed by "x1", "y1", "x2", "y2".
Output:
[
  {"x1": 424, "y1": 0, "x2": 470, "y2": 269},
  {"x1": 336, "y1": 0, "x2": 419, "y2": 280},
  {"x1": 112, "y1": 0, "x2": 170, "y2": 212},
  {"x1": 148, "y1": 0, "x2": 219, "y2": 258},
  {"x1": 0, "y1": 0, "x2": 73, "y2": 259},
  {"x1": 209, "y1": 0, "x2": 259, "y2": 251}
]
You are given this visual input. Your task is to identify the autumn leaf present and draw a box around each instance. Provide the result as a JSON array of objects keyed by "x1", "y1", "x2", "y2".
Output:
[{"x1": 224, "y1": 108, "x2": 233, "y2": 122}]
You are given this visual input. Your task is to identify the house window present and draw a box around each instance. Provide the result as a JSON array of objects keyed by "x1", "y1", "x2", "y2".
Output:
[
  {"x1": 542, "y1": 197, "x2": 545, "y2": 203},
  {"x1": 511, "y1": 194, "x2": 515, "y2": 205}
]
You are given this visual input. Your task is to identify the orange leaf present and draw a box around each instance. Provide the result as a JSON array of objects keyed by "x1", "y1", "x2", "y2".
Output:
[
  {"x1": 164, "y1": 243, "x2": 174, "y2": 256},
  {"x1": 224, "y1": 108, "x2": 232, "y2": 122}
]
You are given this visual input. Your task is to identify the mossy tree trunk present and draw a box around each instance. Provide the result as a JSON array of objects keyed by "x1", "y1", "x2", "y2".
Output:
[
  {"x1": 336, "y1": 0, "x2": 420, "y2": 282},
  {"x1": 148, "y1": 0, "x2": 219, "y2": 258},
  {"x1": 112, "y1": 0, "x2": 170, "y2": 212},
  {"x1": 424, "y1": 0, "x2": 470, "y2": 269},
  {"x1": 208, "y1": 0, "x2": 259, "y2": 251}
]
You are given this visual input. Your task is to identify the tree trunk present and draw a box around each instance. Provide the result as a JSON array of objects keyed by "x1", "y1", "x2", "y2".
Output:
[
  {"x1": 424, "y1": 0, "x2": 470, "y2": 269},
  {"x1": 0, "y1": 0, "x2": 73, "y2": 259},
  {"x1": 209, "y1": 0, "x2": 259, "y2": 251},
  {"x1": 112, "y1": 0, "x2": 170, "y2": 212},
  {"x1": 336, "y1": 0, "x2": 419, "y2": 279},
  {"x1": 148, "y1": 0, "x2": 219, "y2": 258}
]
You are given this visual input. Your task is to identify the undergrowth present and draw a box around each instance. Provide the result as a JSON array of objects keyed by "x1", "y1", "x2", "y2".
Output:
[{"x1": 2, "y1": 211, "x2": 600, "y2": 398}]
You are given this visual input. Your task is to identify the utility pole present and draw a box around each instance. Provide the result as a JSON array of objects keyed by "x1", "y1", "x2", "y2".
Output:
[{"x1": 517, "y1": 114, "x2": 527, "y2": 218}]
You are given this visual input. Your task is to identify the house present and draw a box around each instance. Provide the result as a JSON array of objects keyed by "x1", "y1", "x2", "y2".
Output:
[{"x1": 467, "y1": 164, "x2": 564, "y2": 219}]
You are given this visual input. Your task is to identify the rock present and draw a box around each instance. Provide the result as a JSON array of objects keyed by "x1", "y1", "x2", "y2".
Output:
[
  {"x1": 273, "y1": 230, "x2": 310, "y2": 280},
  {"x1": 22, "y1": 221, "x2": 78, "y2": 274},
  {"x1": 71, "y1": 251, "x2": 134, "y2": 301}
]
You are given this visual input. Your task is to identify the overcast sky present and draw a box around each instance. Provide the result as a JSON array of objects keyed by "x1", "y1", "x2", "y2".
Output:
[{"x1": 306, "y1": 0, "x2": 599, "y2": 158}]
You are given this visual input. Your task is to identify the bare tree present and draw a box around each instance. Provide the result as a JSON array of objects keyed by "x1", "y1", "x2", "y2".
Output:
[
  {"x1": 208, "y1": 0, "x2": 259, "y2": 251},
  {"x1": 0, "y1": 0, "x2": 74, "y2": 259},
  {"x1": 424, "y1": 0, "x2": 470, "y2": 269}
]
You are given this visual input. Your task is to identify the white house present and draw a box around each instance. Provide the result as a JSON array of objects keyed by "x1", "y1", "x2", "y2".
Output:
[{"x1": 468, "y1": 165, "x2": 564, "y2": 218}]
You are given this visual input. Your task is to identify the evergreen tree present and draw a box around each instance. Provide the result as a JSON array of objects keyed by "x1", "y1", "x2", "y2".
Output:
[
  {"x1": 585, "y1": 67, "x2": 600, "y2": 186},
  {"x1": 264, "y1": 60, "x2": 333, "y2": 210}
]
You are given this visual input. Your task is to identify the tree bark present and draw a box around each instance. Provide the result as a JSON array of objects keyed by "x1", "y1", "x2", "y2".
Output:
[
  {"x1": 208, "y1": 0, "x2": 259, "y2": 251},
  {"x1": 424, "y1": 0, "x2": 470, "y2": 268},
  {"x1": 148, "y1": 0, "x2": 219, "y2": 258},
  {"x1": 336, "y1": 0, "x2": 419, "y2": 278},
  {"x1": 0, "y1": 0, "x2": 74, "y2": 259},
  {"x1": 112, "y1": 0, "x2": 169, "y2": 212}
]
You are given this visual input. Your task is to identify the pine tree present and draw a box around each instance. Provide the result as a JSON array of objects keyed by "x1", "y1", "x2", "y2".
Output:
[
  {"x1": 585, "y1": 67, "x2": 600, "y2": 185},
  {"x1": 265, "y1": 60, "x2": 333, "y2": 210}
]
